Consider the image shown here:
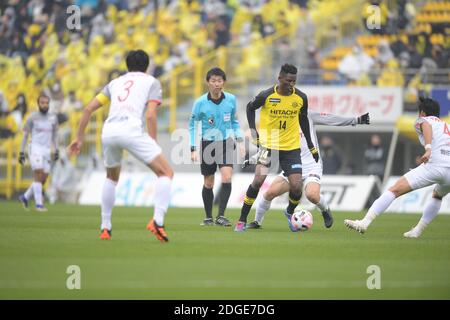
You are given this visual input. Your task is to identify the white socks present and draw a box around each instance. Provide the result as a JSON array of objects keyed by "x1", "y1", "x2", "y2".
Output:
[
  {"x1": 101, "y1": 179, "x2": 117, "y2": 231},
  {"x1": 421, "y1": 197, "x2": 441, "y2": 225},
  {"x1": 316, "y1": 194, "x2": 329, "y2": 212},
  {"x1": 24, "y1": 185, "x2": 33, "y2": 200},
  {"x1": 362, "y1": 190, "x2": 396, "y2": 227},
  {"x1": 412, "y1": 197, "x2": 442, "y2": 234},
  {"x1": 32, "y1": 182, "x2": 43, "y2": 206},
  {"x1": 255, "y1": 195, "x2": 272, "y2": 224},
  {"x1": 153, "y1": 176, "x2": 172, "y2": 226}
]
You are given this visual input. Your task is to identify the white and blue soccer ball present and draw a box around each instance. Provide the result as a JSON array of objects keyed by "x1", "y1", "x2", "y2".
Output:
[{"x1": 291, "y1": 209, "x2": 313, "y2": 231}]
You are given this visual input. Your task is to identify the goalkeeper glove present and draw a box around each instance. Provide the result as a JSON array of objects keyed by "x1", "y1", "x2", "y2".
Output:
[
  {"x1": 18, "y1": 152, "x2": 25, "y2": 165},
  {"x1": 53, "y1": 149, "x2": 59, "y2": 161},
  {"x1": 309, "y1": 146, "x2": 319, "y2": 163},
  {"x1": 357, "y1": 113, "x2": 370, "y2": 125}
]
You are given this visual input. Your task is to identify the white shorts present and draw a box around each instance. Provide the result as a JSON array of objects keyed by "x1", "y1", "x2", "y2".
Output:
[
  {"x1": 28, "y1": 145, "x2": 51, "y2": 173},
  {"x1": 404, "y1": 163, "x2": 450, "y2": 197},
  {"x1": 102, "y1": 134, "x2": 162, "y2": 168},
  {"x1": 279, "y1": 162, "x2": 323, "y2": 186}
]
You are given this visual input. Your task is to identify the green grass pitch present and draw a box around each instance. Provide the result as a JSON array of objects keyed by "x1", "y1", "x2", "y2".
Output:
[{"x1": 0, "y1": 201, "x2": 449, "y2": 299}]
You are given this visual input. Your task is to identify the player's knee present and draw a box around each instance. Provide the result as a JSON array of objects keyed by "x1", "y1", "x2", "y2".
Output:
[
  {"x1": 306, "y1": 191, "x2": 320, "y2": 205},
  {"x1": 290, "y1": 183, "x2": 302, "y2": 195}
]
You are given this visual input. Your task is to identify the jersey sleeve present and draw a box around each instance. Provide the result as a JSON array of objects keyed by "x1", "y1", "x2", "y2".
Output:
[
  {"x1": 248, "y1": 90, "x2": 268, "y2": 111},
  {"x1": 147, "y1": 79, "x2": 162, "y2": 105},
  {"x1": 52, "y1": 116, "x2": 59, "y2": 149},
  {"x1": 95, "y1": 83, "x2": 111, "y2": 105},
  {"x1": 309, "y1": 112, "x2": 357, "y2": 126},
  {"x1": 23, "y1": 114, "x2": 33, "y2": 132},
  {"x1": 414, "y1": 117, "x2": 426, "y2": 134},
  {"x1": 189, "y1": 100, "x2": 201, "y2": 148}
]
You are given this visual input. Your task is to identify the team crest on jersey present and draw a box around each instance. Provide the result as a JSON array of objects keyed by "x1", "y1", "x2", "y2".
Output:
[
  {"x1": 208, "y1": 117, "x2": 215, "y2": 125},
  {"x1": 291, "y1": 102, "x2": 299, "y2": 108}
]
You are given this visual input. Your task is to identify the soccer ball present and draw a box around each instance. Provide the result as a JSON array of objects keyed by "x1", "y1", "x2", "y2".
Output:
[{"x1": 291, "y1": 209, "x2": 313, "y2": 231}]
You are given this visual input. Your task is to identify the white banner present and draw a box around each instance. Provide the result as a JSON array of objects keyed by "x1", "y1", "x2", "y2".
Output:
[
  {"x1": 301, "y1": 86, "x2": 402, "y2": 124},
  {"x1": 384, "y1": 177, "x2": 450, "y2": 214},
  {"x1": 79, "y1": 172, "x2": 376, "y2": 212}
]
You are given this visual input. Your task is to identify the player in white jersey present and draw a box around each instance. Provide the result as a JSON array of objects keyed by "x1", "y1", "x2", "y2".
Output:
[
  {"x1": 68, "y1": 50, "x2": 173, "y2": 242},
  {"x1": 18, "y1": 94, "x2": 59, "y2": 211},
  {"x1": 345, "y1": 98, "x2": 450, "y2": 237},
  {"x1": 244, "y1": 112, "x2": 370, "y2": 230}
]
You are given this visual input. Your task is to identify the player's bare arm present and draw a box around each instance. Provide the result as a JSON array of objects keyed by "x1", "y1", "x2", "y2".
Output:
[
  {"x1": 146, "y1": 100, "x2": 159, "y2": 140},
  {"x1": 68, "y1": 97, "x2": 103, "y2": 155},
  {"x1": 420, "y1": 121, "x2": 433, "y2": 164}
]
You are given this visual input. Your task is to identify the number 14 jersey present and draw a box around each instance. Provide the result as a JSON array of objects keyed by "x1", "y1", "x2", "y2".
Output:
[{"x1": 97, "y1": 72, "x2": 162, "y2": 138}]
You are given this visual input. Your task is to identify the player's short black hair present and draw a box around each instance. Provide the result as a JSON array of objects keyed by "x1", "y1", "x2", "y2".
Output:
[
  {"x1": 206, "y1": 67, "x2": 226, "y2": 81},
  {"x1": 418, "y1": 97, "x2": 440, "y2": 117},
  {"x1": 279, "y1": 64, "x2": 297, "y2": 76},
  {"x1": 126, "y1": 49, "x2": 150, "y2": 72},
  {"x1": 37, "y1": 93, "x2": 50, "y2": 104}
]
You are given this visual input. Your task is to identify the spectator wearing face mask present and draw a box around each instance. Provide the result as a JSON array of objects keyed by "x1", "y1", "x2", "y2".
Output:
[
  {"x1": 320, "y1": 135, "x2": 343, "y2": 175},
  {"x1": 363, "y1": 134, "x2": 385, "y2": 181}
]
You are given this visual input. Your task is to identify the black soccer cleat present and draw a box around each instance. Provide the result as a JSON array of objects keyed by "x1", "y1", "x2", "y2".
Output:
[
  {"x1": 215, "y1": 216, "x2": 231, "y2": 226},
  {"x1": 321, "y1": 207, "x2": 334, "y2": 228},
  {"x1": 201, "y1": 218, "x2": 214, "y2": 226},
  {"x1": 246, "y1": 221, "x2": 262, "y2": 229}
]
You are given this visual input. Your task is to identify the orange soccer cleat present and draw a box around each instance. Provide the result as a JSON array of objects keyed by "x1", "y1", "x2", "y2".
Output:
[
  {"x1": 100, "y1": 229, "x2": 111, "y2": 240},
  {"x1": 147, "y1": 219, "x2": 169, "y2": 243}
]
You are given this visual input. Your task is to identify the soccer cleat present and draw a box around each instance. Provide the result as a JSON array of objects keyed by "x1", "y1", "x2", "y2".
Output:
[
  {"x1": 344, "y1": 219, "x2": 367, "y2": 234},
  {"x1": 147, "y1": 219, "x2": 169, "y2": 243},
  {"x1": 321, "y1": 207, "x2": 334, "y2": 228},
  {"x1": 403, "y1": 227, "x2": 422, "y2": 238},
  {"x1": 201, "y1": 218, "x2": 214, "y2": 226},
  {"x1": 100, "y1": 229, "x2": 111, "y2": 240},
  {"x1": 284, "y1": 210, "x2": 299, "y2": 232},
  {"x1": 35, "y1": 205, "x2": 48, "y2": 212},
  {"x1": 215, "y1": 216, "x2": 231, "y2": 226},
  {"x1": 234, "y1": 221, "x2": 246, "y2": 232},
  {"x1": 19, "y1": 194, "x2": 29, "y2": 211},
  {"x1": 246, "y1": 220, "x2": 262, "y2": 229}
]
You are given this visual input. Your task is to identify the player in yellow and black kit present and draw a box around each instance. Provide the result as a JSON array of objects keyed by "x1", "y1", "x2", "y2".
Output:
[{"x1": 234, "y1": 64, "x2": 319, "y2": 232}]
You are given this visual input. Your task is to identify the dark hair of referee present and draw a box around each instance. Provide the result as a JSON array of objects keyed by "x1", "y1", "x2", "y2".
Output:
[{"x1": 206, "y1": 67, "x2": 227, "y2": 82}]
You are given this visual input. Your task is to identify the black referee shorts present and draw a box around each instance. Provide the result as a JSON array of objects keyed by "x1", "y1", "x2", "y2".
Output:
[{"x1": 200, "y1": 138, "x2": 235, "y2": 176}]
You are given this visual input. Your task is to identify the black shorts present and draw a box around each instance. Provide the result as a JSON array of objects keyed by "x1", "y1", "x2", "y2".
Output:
[
  {"x1": 200, "y1": 139, "x2": 235, "y2": 176},
  {"x1": 256, "y1": 147, "x2": 302, "y2": 176}
]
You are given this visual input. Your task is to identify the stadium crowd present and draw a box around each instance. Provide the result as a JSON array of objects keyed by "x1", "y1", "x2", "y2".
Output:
[
  {"x1": 0, "y1": 0, "x2": 449, "y2": 139},
  {"x1": 328, "y1": 0, "x2": 449, "y2": 92},
  {"x1": 0, "y1": 0, "x2": 305, "y2": 138}
]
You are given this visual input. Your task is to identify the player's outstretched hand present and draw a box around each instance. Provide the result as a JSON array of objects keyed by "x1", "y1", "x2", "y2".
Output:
[
  {"x1": 420, "y1": 149, "x2": 431, "y2": 164},
  {"x1": 18, "y1": 152, "x2": 25, "y2": 165},
  {"x1": 53, "y1": 149, "x2": 59, "y2": 162},
  {"x1": 358, "y1": 113, "x2": 370, "y2": 124},
  {"x1": 309, "y1": 146, "x2": 319, "y2": 163},
  {"x1": 68, "y1": 139, "x2": 82, "y2": 156}
]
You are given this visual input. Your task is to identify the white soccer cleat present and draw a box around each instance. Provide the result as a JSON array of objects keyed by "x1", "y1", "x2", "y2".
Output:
[
  {"x1": 403, "y1": 227, "x2": 422, "y2": 238},
  {"x1": 344, "y1": 219, "x2": 367, "y2": 234}
]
